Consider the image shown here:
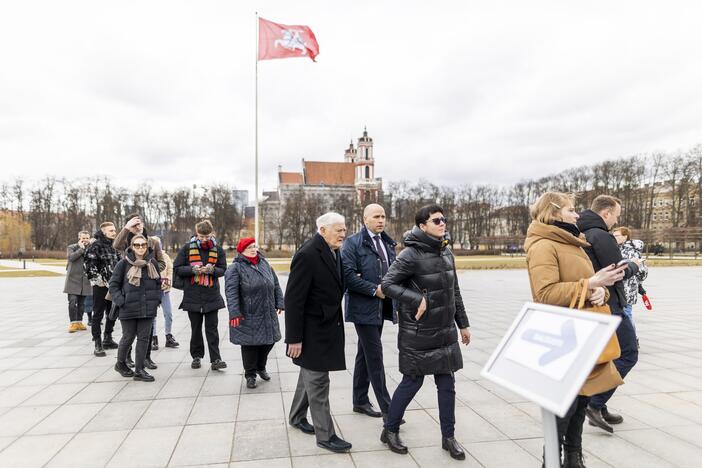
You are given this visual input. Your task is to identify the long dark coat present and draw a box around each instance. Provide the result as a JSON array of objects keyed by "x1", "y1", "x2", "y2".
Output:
[
  {"x1": 108, "y1": 250, "x2": 161, "y2": 321},
  {"x1": 284, "y1": 233, "x2": 346, "y2": 372},
  {"x1": 225, "y1": 254, "x2": 284, "y2": 346},
  {"x1": 381, "y1": 226, "x2": 470, "y2": 377},
  {"x1": 64, "y1": 243, "x2": 92, "y2": 296},
  {"x1": 173, "y1": 241, "x2": 227, "y2": 313}
]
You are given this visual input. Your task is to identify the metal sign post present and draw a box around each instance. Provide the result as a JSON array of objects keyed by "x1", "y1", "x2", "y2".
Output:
[{"x1": 482, "y1": 302, "x2": 621, "y2": 467}]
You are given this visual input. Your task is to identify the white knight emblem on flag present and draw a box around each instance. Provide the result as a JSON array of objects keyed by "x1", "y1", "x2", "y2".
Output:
[{"x1": 274, "y1": 29, "x2": 307, "y2": 55}]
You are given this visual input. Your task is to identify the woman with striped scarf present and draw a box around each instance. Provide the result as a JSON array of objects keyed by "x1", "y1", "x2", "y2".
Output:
[{"x1": 173, "y1": 220, "x2": 228, "y2": 371}]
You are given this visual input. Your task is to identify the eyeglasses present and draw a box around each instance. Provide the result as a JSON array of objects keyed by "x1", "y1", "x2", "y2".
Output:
[
  {"x1": 132, "y1": 243, "x2": 148, "y2": 248},
  {"x1": 429, "y1": 217, "x2": 448, "y2": 226}
]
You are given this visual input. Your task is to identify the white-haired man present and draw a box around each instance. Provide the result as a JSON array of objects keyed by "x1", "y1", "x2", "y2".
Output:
[{"x1": 285, "y1": 212, "x2": 353, "y2": 453}]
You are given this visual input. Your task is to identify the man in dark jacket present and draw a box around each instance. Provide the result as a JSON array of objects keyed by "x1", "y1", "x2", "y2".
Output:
[
  {"x1": 173, "y1": 219, "x2": 228, "y2": 371},
  {"x1": 341, "y1": 204, "x2": 397, "y2": 419},
  {"x1": 577, "y1": 195, "x2": 640, "y2": 433},
  {"x1": 286, "y1": 212, "x2": 352, "y2": 454},
  {"x1": 64, "y1": 230, "x2": 92, "y2": 333},
  {"x1": 84, "y1": 222, "x2": 121, "y2": 356},
  {"x1": 380, "y1": 204, "x2": 470, "y2": 460}
]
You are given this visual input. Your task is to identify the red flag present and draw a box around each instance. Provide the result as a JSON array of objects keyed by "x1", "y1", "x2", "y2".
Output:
[{"x1": 258, "y1": 17, "x2": 319, "y2": 62}]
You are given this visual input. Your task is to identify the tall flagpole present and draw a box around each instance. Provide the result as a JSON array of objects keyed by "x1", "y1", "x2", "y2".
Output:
[{"x1": 254, "y1": 12, "x2": 260, "y2": 244}]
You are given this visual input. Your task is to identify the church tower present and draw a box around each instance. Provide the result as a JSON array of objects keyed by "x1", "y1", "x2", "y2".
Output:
[{"x1": 354, "y1": 127, "x2": 380, "y2": 204}]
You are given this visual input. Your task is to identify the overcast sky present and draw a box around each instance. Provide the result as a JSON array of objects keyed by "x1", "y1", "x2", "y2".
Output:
[{"x1": 2, "y1": 0, "x2": 702, "y2": 197}]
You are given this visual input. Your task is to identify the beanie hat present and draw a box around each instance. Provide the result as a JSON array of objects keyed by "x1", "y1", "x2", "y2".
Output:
[{"x1": 236, "y1": 237, "x2": 256, "y2": 253}]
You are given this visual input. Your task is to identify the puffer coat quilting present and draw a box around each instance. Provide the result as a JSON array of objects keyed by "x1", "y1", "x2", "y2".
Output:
[
  {"x1": 381, "y1": 226, "x2": 469, "y2": 376},
  {"x1": 225, "y1": 254, "x2": 284, "y2": 346},
  {"x1": 108, "y1": 250, "x2": 161, "y2": 320}
]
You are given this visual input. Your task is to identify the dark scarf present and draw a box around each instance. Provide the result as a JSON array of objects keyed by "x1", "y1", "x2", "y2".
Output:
[{"x1": 554, "y1": 221, "x2": 581, "y2": 238}]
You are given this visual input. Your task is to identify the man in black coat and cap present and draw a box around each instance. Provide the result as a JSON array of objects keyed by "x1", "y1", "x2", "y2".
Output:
[
  {"x1": 577, "y1": 195, "x2": 641, "y2": 434},
  {"x1": 285, "y1": 212, "x2": 352, "y2": 453}
]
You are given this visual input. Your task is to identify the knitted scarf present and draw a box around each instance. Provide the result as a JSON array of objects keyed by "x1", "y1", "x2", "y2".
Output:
[
  {"x1": 125, "y1": 255, "x2": 160, "y2": 287},
  {"x1": 189, "y1": 236, "x2": 218, "y2": 287}
]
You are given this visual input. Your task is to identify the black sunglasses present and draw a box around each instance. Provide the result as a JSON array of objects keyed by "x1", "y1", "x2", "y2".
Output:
[{"x1": 428, "y1": 217, "x2": 448, "y2": 226}]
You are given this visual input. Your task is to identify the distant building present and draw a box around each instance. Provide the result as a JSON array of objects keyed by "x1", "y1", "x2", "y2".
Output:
[{"x1": 259, "y1": 128, "x2": 383, "y2": 249}]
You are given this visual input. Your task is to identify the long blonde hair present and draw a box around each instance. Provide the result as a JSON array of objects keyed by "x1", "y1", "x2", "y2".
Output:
[{"x1": 530, "y1": 192, "x2": 576, "y2": 225}]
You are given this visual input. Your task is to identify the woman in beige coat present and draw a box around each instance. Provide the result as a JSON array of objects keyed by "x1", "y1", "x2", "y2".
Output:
[{"x1": 524, "y1": 192, "x2": 626, "y2": 468}]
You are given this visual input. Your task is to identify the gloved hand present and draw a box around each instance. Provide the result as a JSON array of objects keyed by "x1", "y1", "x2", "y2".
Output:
[{"x1": 230, "y1": 317, "x2": 243, "y2": 328}]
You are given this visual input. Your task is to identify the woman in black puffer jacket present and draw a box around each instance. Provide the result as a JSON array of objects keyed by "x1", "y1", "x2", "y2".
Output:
[
  {"x1": 109, "y1": 234, "x2": 162, "y2": 382},
  {"x1": 380, "y1": 205, "x2": 470, "y2": 460}
]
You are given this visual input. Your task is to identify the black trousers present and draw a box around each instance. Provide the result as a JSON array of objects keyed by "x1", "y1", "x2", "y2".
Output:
[
  {"x1": 557, "y1": 395, "x2": 589, "y2": 451},
  {"x1": 67, "y1": 294, "x2": 86, "y2": 322},
  {"x1": 241, "y1": 344, "x2": 274, "y2": 378},
  {"x1": 188, "y1": 310, "x2": 221, "y2": 362},
  {"x1": 386, "y1": 373, "x2": 456, "y2": 437},
  {"x1": 352, "y1": 322, "x2": 391, "y2": 413},
  {"x1": 91, "y1": 286, "x2": 115, "y2": 340},
  {"x1": 590, "y1": 314, "x2": 638, "y2": 410},
  {"x1": 118, "y1": 318, "x2": 152, "y2": 372}
]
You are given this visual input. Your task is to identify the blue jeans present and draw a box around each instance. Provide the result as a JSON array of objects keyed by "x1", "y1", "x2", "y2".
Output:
[
  {"x1": 623, "y1": 304, "x2": 635, "y2": 331},
  {"x1": 153, "y1": 291, "x2": 173, "y2": 335},
  {"x1": 589, "y1": 313, "x2": 638, "y2": 410}
]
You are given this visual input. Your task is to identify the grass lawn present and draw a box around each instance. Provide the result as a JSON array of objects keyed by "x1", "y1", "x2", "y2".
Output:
[{"x1": 0, "y1": 270, "x2": 63, "y2": 278}]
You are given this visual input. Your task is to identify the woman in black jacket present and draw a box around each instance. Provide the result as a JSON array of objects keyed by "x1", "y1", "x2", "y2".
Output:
[
  {"x1": 109, "y1": 235, "x2": 162, "y2": 382},
  {"x1": 173, "y1": 220, "x2": 228, "y2": 371},
  {"x1": 380, "y1": 205, "x2": 470, "y2": 460},
  {"x1": 225, "y1": 238, "x2": 284, "y2": 389}
]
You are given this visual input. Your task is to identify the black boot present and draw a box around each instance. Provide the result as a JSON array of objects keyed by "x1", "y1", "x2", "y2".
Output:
[
  {"x1": 442, "y1": 437, "x2": 466, "y2": 460},
  {"x1": 151, "y1": 336, "x2": 159, "y2": 350},
  {"x1": 133, "y1": 369, "x2": 155, "y2": 382},
  {"x1": 103, "y1": 334, "x2": 118, "y2": 349},
  {"x1": 564, "y1": 448, "x2": 586, "y2": 468},
  {"x1": 93, "y1": 338, "x2": 106, "y2": 357},
  {"x1": 125, "y1": 353, "x2": 135, "y2": 368},
  {"x1": 165, "y1": 334, "x2": 179, "y2": 348},
  {"x1": 380, "y1": 429, "x2": 408, "y2": 454},
  {"x1": 114, "y1": 361, "x2": 134, "y2": 377},
  {"x1": 586, "y1": 406, "x2": 614, "y2": 433},
  {"x1": 144, "y1": 358, "x2": 158, "y2": 370},
  {"x1": 601, "y1": 407, "x2": 623, "y2": 425},
  {"x1": 87, "y1": 312, "x2": 93, "y2": 327}
]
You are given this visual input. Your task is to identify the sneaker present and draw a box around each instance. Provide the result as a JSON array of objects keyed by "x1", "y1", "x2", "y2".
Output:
[
  {"x1": 191, "y1": 358, "x2": 202, "y2": 369},
  {"x1": 151, "y1": 336, "x2": 159, "y2": 350},
  {"x1": 211, "y1": 359, "x2": 227, "y2": 371},
  {"x1": 165, "y1": 334, "x2": 179, "y2": 348}
]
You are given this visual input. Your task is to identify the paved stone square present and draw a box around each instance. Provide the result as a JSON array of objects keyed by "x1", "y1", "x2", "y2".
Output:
[{"x1": 0, "y1": 267, "x2": 701, "y2": 467}]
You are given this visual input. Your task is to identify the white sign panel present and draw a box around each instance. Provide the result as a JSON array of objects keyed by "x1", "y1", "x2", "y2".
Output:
[{"x1": 481, "y1": 302, "x2": 621, "y2": 417}]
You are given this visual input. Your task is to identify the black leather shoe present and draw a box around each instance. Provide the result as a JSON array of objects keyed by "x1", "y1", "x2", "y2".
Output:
[
  {"x1": 144, "y1": 358, "x2": 158, "y2": 370},
  {"x1": 257, "y1": 369, "x2": 271, "y2": 381},
  {"x1": 602, "y1": 407, "x2": 624, "y2": 425},
  {"x1": 291, "y1": 418, "x2": 315, "y2": 435},
  {"x1": 114, "y1": 361, "x2": 134, "y2": 377},
  {"x1": 102, "y1": 334, "x2": 118, "y2": 349},
  {"x1": 133, "y1": 369, "x2": 155, "y2": 382},
  {"x1": 246, "y1": 376, "x2": 257, "y2": 389},
  {"x1": 380, "y1": 429, "x2": 408, "y2": 454},
  {"x1": 586, "y1": 406, "x2": 614, "y2": 433},
  {"x1": 94, "y1": 339, "x2": 106, "y2": 357},
  {"x1": 382, "y1": 413, "x2": 405, "y2": 425},
  {"x1": 353, "y1": 403, "x2": 382, "y2": 418},
  {"x1": 125, "y1": 354, "x2": 135, "y2": 368},
  {"x1": 442, "y1": 437, "x2": 466, "y2": 460},
  {"x1": 317, "y1": 435, "x2": 352, "y2": 453},
  {"x1": 151, "y1": 336, "x2": 159, "y2": 350},
  {"x1": 191, "y1": 358, "x2": 201, "y2": 369},
  {"x1": 211, "y1": 359, "x2": 227, "y2": 371}
]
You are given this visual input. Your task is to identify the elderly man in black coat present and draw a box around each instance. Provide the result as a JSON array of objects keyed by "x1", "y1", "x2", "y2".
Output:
[{"x1": 285, "y1": 212, "x2": 352, "y2": 453}]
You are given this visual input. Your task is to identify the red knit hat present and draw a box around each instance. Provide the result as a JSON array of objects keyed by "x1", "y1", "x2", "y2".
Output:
[{"x1": 236, "y1": 237, "x2": 256, "y2": 253}]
